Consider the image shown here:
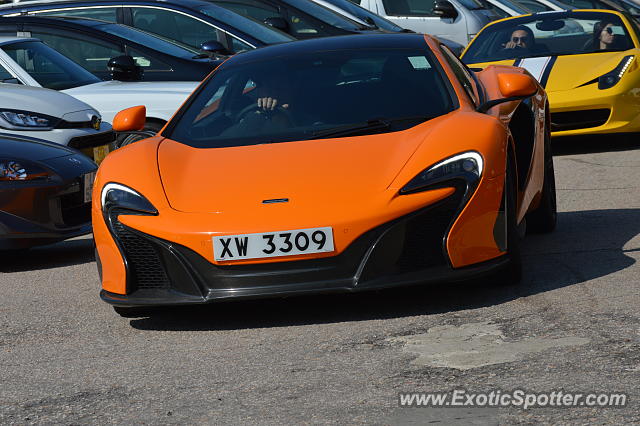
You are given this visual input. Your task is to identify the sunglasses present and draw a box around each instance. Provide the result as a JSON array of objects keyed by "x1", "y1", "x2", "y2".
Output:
[
  {"x1": 511, "y1": 36, "x2": 529, "y2": 43},
  {"x1": 603, "y1": 27, "x2": 614, "y2": 34}
]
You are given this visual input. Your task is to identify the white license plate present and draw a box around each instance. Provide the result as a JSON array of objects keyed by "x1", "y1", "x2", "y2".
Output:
[
  {"x1": 213, "y1": 227, "x2": 334, "y2": 261},
  {"x1": 83, "y1": 172, "x2": 96, "y2": 203}
]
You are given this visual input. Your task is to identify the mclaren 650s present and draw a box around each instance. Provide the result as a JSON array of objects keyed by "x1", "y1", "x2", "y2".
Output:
[
  {"x1": 462, "y1": 10, "x2": 640, "y2": 137},
  {"x1": 93, "y1": 34, "x2": 556, "y2": 316}
]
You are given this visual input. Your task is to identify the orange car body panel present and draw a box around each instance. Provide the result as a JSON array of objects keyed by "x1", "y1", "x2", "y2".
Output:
[{"x1": 92, "y1": 35, "x2": 548, "y2": 296}]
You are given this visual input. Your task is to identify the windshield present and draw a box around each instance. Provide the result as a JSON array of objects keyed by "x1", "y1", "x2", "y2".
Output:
[
  {"x1": 458, "y1": 0, "x2": 487, "y2": 9},
  {"x1": 96, "y1": 23, "x2": 201, "y2": 58},
  {"x1": 1, "y1": 40, "x2": 100, "y2": 90},
  {"x1": 198, "y1": 5, "x2": 295, "y2": 43},
  {"x1": 318, "y1": 0, "x2": 404, "y2": 31},
  {"x1": 281, "y1": 0, "x2": 365, "y2": 30},
  {"x1": 462, "y1": 12, "x2": 634, "y2": 63},
  {"x1": 167, "y1": 48, "x2": 455, "y2": 148}
]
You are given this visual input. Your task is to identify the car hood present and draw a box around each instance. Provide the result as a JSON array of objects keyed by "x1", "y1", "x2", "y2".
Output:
[
  {"x1": 157, "y1": 123, "x2": 439, "y2": 214},
  {"x1": 62, "y1": 81, "x2": 199, "y2": 124},
  {"x1": 0, "y1": 83, "x2": 98, "y2": 119},
  {"x1": 0, "y1": 133, "x2": 77, "y2": 161},
  {"x1": 466, "y1": 50, "x2": 639, "y2": 92}
]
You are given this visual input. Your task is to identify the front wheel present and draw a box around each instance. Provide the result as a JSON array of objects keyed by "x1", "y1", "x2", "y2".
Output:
[
  {"x1": 493, "y1": 154, "x2": 522, "y2": 286},
  {"x1": 527, "y1": 121, "x2": 557, "y2": 233}
]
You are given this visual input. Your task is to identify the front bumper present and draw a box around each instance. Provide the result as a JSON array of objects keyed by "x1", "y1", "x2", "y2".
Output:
[
  {"x1": 0, "y1": 173, "x2": 94, "y2": 250},
  {"x1": 99, "y1": 191, "x2": 508, "y2": 307},
  {"x1": 548, "y1": 79, "x2": 640, "y2": 137}
]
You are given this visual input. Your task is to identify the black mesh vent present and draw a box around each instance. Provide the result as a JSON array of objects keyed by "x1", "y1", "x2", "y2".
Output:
[
  {"x1": 59, "y1": 178, "x2": 91, "y2": 227},
  {"x1": 109, "y1": 209, "x2": 170, "y2": 291},
  {"x1": 68, "y1": 131, "x2": 115, "y2": 149},
  {"x1": 551, "y1": 109, "x2": 610, "y2": 132}
]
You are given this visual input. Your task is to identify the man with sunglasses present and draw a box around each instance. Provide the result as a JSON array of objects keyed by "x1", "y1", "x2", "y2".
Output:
[{"x1": 503, "y1": 25, "x2": 535, "y2": 50}]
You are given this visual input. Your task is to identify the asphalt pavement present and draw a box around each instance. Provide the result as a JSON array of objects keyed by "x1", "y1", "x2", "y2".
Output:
[{"x1": 1, "y1": 136, "x2": 639, "y2": 424}]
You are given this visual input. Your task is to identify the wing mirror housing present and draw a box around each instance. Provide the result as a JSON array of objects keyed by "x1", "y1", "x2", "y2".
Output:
[
  {"x1": 200, "y1": 40, "x2": 230, "y2": 57},
  {"x1": 477, "y1": 73, "x2": 538, "y2": 113},
  {"x1": 108, "y1": 55, "x2": 143, "y2": 82},
  {"x1": 112, "y1": 106, "x2": 146, "y2": 132},
  {"x1": 263, "y1": 16, "x2": 289, "y2": 32},
  {"x1": 433, "y1": 0, "x2": 458, "y2": 19}
]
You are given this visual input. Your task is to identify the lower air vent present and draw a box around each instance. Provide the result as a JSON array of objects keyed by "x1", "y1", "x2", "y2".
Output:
[{"x1": 551, "y1": 109, "x2": 610, "y2": 132}]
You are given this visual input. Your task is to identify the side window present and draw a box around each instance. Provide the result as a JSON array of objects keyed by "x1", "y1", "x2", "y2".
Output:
[
  {"x1": 513, "y1": 0, "x2": 550, "y2": 12},
  {"x1": 130, "y1": 7, "x2": 219, "y2": 51},
  {"x1": 229, "y1": 36, "x2": 253, "y2": 52},
  {"x1": 382, "y1": 0, "x2": 436, "y2": 16},
  {"x1": 35, "y1": 7, "x2": 119, "y2": 22},
  {"x1": 126, "y1": 47, "x2": 171, "y2": 71},
  {"x1": 31, "y1": 31, "x2": 124, "y2": 73},
  {"x1": 440, "y1": 45, "x2": 479, "y2": 105},
  {"x1": 0, "y1": 66, "x2": 19, "y2": 84},
  {"x1": 214, "y1": 0, "x2": 280, "y2": 22}
]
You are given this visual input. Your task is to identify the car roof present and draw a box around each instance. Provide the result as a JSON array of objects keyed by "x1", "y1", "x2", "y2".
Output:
[
  {"x1": 0, "y1": 36, "x2": 40, "y2": 45},
  {"x1": 226, "y1": 33, "x2": 432, "y2": 65},
  {"x1": 0, "y1": 0, "x2": 216, "y2": 10}
]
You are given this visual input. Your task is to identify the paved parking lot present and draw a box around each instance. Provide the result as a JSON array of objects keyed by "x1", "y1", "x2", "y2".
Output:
[{"x1": 1, "y1": 137, "x2": 639, "y2": 424}]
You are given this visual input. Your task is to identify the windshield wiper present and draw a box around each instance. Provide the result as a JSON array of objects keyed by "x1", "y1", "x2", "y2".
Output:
[{"x1": 308, "y1": 115, "x2": 431, "y2": 139}]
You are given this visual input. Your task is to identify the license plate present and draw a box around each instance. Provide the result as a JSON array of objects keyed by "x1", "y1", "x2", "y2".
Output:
[
  {"x1": 93, "y1": 144, "x2": 110, "y2": 164},
  {"x1": 83, "y1": 171, "x2": 96, "y2": 203},
  {"x1": 213, "y1": 227, "x2": 334, "y2": 261}
]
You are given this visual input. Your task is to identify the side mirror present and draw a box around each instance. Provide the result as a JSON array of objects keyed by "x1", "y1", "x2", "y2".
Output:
[
  {"x1": 112, "y1": 106, "x2": 146, "y2": 132},
  {"x1": 433, "y1": 0, "x2": 458, "y2": 19},
  {"x1": 263, "y1": 16, "x2": 289, "y2": 32},
  {"x1": 498, "y1": 73, "x2": 537, "y2": 98},
  {"x1": 476, "y1": 73, "x2": 537, "y2": 113},
  {"x1": 108, "y1": 55, "x2": 143, "y2": 82},
  {"x1": 200, "y1": 40, "x2": 230, "y2": 57}
]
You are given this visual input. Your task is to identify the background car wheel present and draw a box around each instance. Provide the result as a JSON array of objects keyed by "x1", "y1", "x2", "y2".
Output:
[
  {"x1": 116, "y1": 120, "x2": 165, "y2": 148},
  {"x1": 527, "y1": 121, "x2": 557, "y2": 233},
  {"x1": 493, "y1": 154, "x2": 522, "y2": 286},
  {"x1": 113, "y1": 306, "x2": 151, "y2": 318}
]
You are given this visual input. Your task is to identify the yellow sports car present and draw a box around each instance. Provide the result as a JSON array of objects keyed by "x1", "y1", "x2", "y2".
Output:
[{"x1": 462, "y1": 10, "x2": 640, "y2": 137}]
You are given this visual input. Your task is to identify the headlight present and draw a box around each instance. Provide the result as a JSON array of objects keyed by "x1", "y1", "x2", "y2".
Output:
[
  {"x1": 0, "y1": 109, "x2": 59, "y2": 130},
  {"x1": 598, "y1": 55, "x2": 634, "y2": 90},
  {"x1": 101, "y1": 183, "x2": 157, "y2": 216},
  {"x1": 0, "y1": 158, "x2": 52, "y2": 181},
  {"x1": 400, "y1": 152, "x2": 483, "y2": 198}
]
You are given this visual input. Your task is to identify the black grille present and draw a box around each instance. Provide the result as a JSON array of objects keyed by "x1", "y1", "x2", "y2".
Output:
[
  {"x1": 551, "y1": 109, "x2": 610, "y2": 132},
  {"x1": 360, "y1": 191, "x2": 463, "y2": 281},
  {"x1": 68, "y1": 131, "x2": 116, "y2": 149},
  {"x1": 109, "y1": 209, "x2": 170, "y2": 291},
  {"x1": 59, "y1": 178, "x2": 91, "y2": 227}
]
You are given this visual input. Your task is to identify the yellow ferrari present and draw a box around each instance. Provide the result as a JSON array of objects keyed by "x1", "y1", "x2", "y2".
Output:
[{"x1": 462, "y1": 10, "x2": 640, "y2": 137}]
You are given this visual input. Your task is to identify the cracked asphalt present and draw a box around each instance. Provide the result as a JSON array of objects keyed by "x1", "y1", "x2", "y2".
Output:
[{"x1": 1, "y1": 136, "x2": 639, "y2": 424}]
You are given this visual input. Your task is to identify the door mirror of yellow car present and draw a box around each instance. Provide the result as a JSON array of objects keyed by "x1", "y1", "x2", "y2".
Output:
[
  {"x1": 476, "y1": 73, "x2": 538, "y2": 113},
  {"x1": 112, "y1": 106, "x2": 146, "y2": 132}
]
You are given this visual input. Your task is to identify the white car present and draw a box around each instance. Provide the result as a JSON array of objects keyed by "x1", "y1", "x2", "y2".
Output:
[
  {"x1": 0, "y1": 82, "x2": 115, "y2": 161},
  {"x1": 0, "y1": 36, "x2": 197, "y2": 142}
]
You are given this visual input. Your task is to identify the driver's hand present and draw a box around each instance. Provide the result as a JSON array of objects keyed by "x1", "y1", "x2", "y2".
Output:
[
  {"x1": 503, "y1": 40, "x2": 517, "y2": 49},
  {"x1": 257, "y1": 97, "x2": 289, "y2": 111}
]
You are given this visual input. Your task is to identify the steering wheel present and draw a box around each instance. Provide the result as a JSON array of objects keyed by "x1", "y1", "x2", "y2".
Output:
[{"x1": 235, "y1": 103, "x2": 294, "y2": 125}]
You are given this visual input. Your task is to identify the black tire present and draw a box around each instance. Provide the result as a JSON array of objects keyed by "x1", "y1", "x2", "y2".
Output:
[
  {"x1": 527, "y1": 116, "x2": 557, "y2": 233},
  {"x1": 116, "y1": 120, "x2": 164, "y2": 148},
  {"x1": 113, "y1": 306, "x2": 150, "y2": 318},
  {"x1": 493, "y1": 154, "x2": 522, "y2": 286}
]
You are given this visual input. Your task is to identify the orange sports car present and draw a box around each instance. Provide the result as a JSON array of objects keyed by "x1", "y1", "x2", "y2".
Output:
[{"x1": 93, "y1": 34, "x2": 556, "y2": 316}]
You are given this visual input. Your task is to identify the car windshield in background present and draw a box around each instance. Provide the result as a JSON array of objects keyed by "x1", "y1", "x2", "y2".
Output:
[
  {"x1": 458, "y1": 0, "x2": 488, "y2": 9},
  {"x1": 198, "y1": 5, "x2": 296, "y2": 43},
  {"x1": 320, "y1": 0, "x2": 405, "y2": 31},
  {"x1": 281, "y1": 0, "x2": 366, "y2": 30},
  {"x1": 1, "y1": 41, "x2": 100, "y2": 90},
  {"x1": 96, "y1": 23, "x2": 201, "y2": 58},
  {"x1": 167, "y1": 48, "x2": 455, "y2": 148},
  {"x1": 462, "y1": 12, "x2": 633, "y2": 63}
]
